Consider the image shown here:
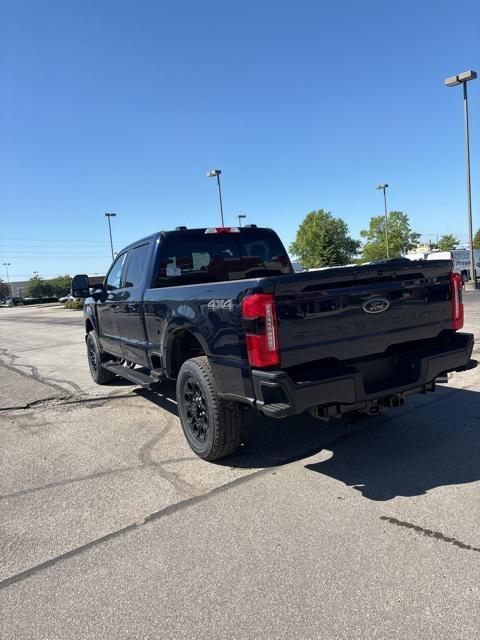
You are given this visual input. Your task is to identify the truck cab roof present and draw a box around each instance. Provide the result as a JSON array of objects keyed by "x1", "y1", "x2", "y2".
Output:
[{"x1": 119, "y1": 226, "x2": 277, "y2": 252}]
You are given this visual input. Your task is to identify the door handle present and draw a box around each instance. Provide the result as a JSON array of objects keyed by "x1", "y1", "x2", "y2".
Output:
[{"x1": 127, "y1": 303, "x2": 138, "y2": 312}]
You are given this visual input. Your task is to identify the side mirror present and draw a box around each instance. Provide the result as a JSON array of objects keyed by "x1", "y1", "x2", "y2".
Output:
[{"x1": 71, "y1": 274, "x2": 90, "y2": 298}]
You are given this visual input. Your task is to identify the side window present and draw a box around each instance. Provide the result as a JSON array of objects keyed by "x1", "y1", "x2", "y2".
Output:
[
  {"x1": 124, "y1": 244, "x2": 150, "y2": 289},
  {"x1": 106, "y1": 253, "x2": 127, "y2": 291}
]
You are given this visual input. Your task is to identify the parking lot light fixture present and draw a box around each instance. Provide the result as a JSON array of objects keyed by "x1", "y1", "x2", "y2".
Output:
[
  {"x1": 104, "y1": 212, "x2": 117, "y2": 262},
  {"x1": 3, "y1": 262, "x2": 11, "y2": 295},
  {"x1": 206, "y1": 169, "x2": 225, "y2": 227},
  {"x1": 237, "y1": 214, "x2": 247, "y2": 227},
  {"x1": 444, "y1": 69, "x2": 477, "y2": 287},
  {"x1": 376, "y1": 184, "x2": 390, "y2": 259}
]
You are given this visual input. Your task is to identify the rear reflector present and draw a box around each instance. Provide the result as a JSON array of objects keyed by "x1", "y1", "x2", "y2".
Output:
[
  {"x1": 205, "y1": 227, "x2": 240, "y2": 234},
  {"x1": 450, "y1": 272, "x2": 464, "y2": 331},
  {"x1": 241, "y1": 293, "x2": 279, "y2": 367}
]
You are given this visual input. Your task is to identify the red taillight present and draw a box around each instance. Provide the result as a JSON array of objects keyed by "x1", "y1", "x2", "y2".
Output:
[
  {"x1": 241, "y1": 293, "x2": 279, "y2": 367},
  {"x1": 450, "y1": 272, "x2": 464, "y2": 331}
]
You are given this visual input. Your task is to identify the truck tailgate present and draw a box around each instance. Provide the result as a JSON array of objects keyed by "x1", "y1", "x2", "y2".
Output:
[{"x1": 274, "y1": 260, "x2": 454, "y2": 368}]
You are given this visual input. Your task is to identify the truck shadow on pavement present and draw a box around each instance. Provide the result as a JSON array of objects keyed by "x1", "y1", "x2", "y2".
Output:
[
  {"x1": 140, "y1": 384, "x2": 480, "y2": 501},
  {"x1": 304, "y1": 385, "x2": 480, "y2": 501}
]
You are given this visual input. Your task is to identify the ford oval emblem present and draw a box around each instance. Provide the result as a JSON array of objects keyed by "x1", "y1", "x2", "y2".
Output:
[{"x1": 362, "y1": 297, "x2": 390, "y2": 314}]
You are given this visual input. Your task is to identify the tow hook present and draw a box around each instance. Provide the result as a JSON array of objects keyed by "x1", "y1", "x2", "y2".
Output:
[
  {"x1": 385, "y1": 394, "x2": 405, "y2": 409},
  {"x1": 359, "y1": 402, "x2": 384, "y2": 416},
  {"x1": 309, "y1": 404, "x2": 342, "y2": 421}
]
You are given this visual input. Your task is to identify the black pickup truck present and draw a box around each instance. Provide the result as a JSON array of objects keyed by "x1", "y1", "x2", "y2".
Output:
[{"x1": 72, "y1": 225, "x2": 475, "y2": 460}]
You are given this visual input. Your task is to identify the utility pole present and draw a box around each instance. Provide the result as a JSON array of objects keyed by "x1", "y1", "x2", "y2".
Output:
[
  {"x1": 104, "y1": 213, "x2": 117, "y2": 262},
  {"x1": 376, "y1": 184, "x2": 390, "y2": 259},
  {"x1": 3, "y1": 262, "x2": 11, "y2": 296},
  {"x1": 444, "y1": 70, "x2": 477, "y2": 287},
  {"x1": 206, "y1": 169, "x2": 225, "y2": 226}
]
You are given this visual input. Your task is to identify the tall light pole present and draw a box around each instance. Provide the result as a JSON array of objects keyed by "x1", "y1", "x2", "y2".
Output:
[
  {"x1": 206, "y1": 169, "x2": 225, "y2": 226},
  {"x1": 3, "y1": 262, "x2": 11, "y2": 296},
  {"x1": 444, "y1": 70, "x2": 477, "y2": 287},
  {"x1": 376, "y1": 184, "x2": 390, "y2": 259},
  {"x1": 104, "y1": 212, "x2": 117, "y2": 262},
  {"x1": 237, "y1": 213, "x2": 246, "y2": 227}
]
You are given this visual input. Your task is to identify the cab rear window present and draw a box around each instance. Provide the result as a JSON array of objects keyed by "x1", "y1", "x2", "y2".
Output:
[{"x1": 154, "y1": 231, "x2": 292, "y2": 287}]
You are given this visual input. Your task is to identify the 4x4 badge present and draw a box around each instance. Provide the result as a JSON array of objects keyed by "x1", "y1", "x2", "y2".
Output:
[{"x1": 362, "y1": 298, "x2": 390, "y2": 314}]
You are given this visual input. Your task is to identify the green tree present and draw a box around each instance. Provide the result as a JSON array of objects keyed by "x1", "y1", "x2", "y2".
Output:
[
  {"x1": 360, "y1": 211, "x2": 420, "y2": 261},
  {"x1": 0, "y1": 278, "x2": 10, "y2": 298},
  {"x1": 434, "y1": 234, "x2": 460, "y2": 251},
  {"x1": 49, "y1": 274, "x2": 72, "y2": 297},
  {"x1": 289, "y1": 209, "x2": 360, "y2": 268},
  {"x1": 24, "y1": 275, "x2": 54, "y2": 298},
  {"x1": 473, "y1": 228, "x2": 480, "y2": 250}
]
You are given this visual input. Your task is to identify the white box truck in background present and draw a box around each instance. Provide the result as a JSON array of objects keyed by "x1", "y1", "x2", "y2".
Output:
[{"x1": 406, "y1": 249, "x2": 480, "y2": 282}]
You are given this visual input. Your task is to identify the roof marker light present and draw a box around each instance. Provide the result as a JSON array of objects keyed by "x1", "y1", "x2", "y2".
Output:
[{"x1": 205, "y1": 227, "x2": 240, "y2": 234}]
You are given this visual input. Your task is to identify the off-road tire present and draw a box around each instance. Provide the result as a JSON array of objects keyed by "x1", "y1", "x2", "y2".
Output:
[
  {"x1": 176, "y1": 356, "x2": 242, "y2": 461},
  {"x1": 86, "y1": 331, "x2": 117, "y2": 385}
]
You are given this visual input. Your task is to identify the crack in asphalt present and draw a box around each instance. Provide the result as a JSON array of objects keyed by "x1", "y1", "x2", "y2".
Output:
[
  {"x1": 0, "y1": 395, "x2": 72, "y2": 412},
  {"x1": 139, "y1": 429, "x2": 202, "y2": 498},
  {"x1": 0, "y1": 347, "x2": 84, "y2": 396},
  {"x1": 0, "y1": 388, "x2": 135, "y2": 412},
  {"x1": 1, "y1": 384, "x2": 198, "y2": 502},
  {"x1": 0, "y1": 454, "x2": 199, "y2": 502},
  {"x1": 0, "y1": 466, "x2": 271, "y2": 592},
  {"x1": 381, "y1": 516, "x2": 480, "y2": 553},
  {"x1": 0, "y1": 465, "x2": 147, "y2": 501}
]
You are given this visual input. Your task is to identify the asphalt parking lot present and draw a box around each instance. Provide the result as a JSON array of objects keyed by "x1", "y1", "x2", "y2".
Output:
[{"x1": 1, "y1": 295, "x2": 480, "y2": 639}]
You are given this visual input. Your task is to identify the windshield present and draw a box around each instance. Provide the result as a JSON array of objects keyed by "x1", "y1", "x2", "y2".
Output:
[{"x1": 154, "y1": 231, "x2": 292, "y2": 287}]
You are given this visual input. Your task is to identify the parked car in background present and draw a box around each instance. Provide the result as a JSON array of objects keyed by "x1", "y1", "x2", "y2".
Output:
[
  {"x1": 0, "y1": 296, "x2": 22, "y2": 306},
  {"x1": 59, "y1": 295, "x2": 81, "y2": 303},
  {"x1": 23, "y1": 297, "x2": 58, "y2": 305}
]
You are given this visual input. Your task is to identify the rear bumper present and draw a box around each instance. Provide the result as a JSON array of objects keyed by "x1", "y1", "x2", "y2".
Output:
[{"x1": 250, "y1": 332, "x2": 475, "y2": 418}]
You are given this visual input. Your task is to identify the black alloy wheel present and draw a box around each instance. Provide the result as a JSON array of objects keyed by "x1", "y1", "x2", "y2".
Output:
[
  {"x1": 88, "y1": 336, "x2": 99, "y2": 375},
  {"x1": 176, "y1": 356, "x2": 242, "y2": 461},
  {"x1": 86, "y1": 331, "x2": 117, "y2": 385},
  {"x1": 183, "y1": 378, "x2": 209, "y2": 442}
]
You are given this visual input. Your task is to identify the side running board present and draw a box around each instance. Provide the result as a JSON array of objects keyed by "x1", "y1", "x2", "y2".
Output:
[{"x1": 102, "y1": 362, "x2": 160, "y2": 389}]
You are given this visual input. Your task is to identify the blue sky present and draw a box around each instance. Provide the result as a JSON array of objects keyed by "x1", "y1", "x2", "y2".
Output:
[{"x1": 1, "y1": 0, "x2": 479, "y2": 279}]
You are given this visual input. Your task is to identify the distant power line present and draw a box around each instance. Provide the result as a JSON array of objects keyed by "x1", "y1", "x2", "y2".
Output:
[
  {"x1": 1, "y1": 237, "x2": 132, "y2": 243},
  {"x1": 0, "y1": 251, "x2": 110, "y2": 260},
  {"x1": 418, "y1": 233, "x2": 470, "y2": 238},
  {"x1": 0, "y1": 244, "x2": 130, "y2": 248},
  {"x1": 8, "y1": 273, "x2": 104, "y2": 277},
  {"x1": 1, "y1": 253, "x2": 117, "y2": 257}
]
